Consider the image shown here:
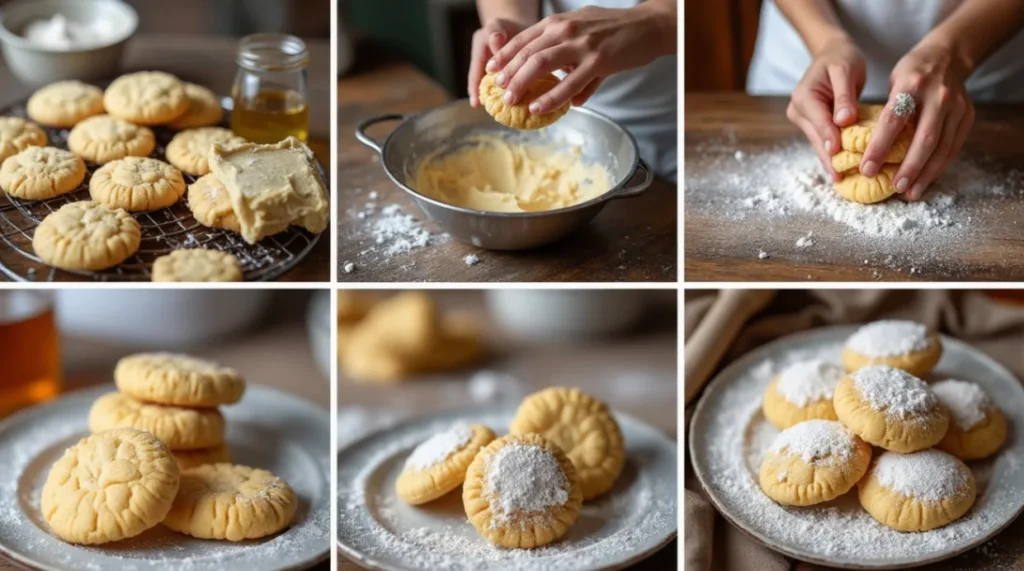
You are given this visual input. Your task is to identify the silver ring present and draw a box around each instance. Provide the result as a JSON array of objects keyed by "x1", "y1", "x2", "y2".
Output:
[{"x1": 891, "y1": 92, "x2": 917, "y2": 118}]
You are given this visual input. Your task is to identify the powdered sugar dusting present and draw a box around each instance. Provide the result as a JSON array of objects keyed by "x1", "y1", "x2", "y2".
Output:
[
  {"x1": 404, "y1": 425, "x2": 473, "y2": 471},
  {"x1": 873, "y1": 450, "x2": 972, "y2": 502},
  {"x1": 776, "y1": 359, "x2": 843, "y2": 406},
  {"x1": 933, "y1": 380, "x2": 992, "y2": 431},
  {"x1": 770, "y1": 420, "x2": 855, "y2": 465},
  {"x1": 853, "y1": 365, "x2": 938, "y2": 418},
  {"x1": 847, "y1": 320, "x2": 930, "y2": 357},
  {"x1": 484, "y1": 444, "x2": 569, "y2": 528}
]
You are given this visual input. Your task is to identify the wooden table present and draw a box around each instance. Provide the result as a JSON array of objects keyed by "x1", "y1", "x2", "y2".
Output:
[
  {"x1": 0, "y1": 35, "x2": 331, "y2": 282},
  {"x1": 337, "y1": 291, "x2": 678, "y2": 570},
  {"x1": 685, "y1": 93, "x2": 1024, "y2": 282},
  {"x1": 338, "y1": 49, "x2": 677, "y2": 283}
]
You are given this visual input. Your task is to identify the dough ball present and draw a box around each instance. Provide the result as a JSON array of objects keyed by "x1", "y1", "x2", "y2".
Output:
[
  {"x1": 932, "y1": 379, "x2": 1008, "y2": 460},
  {"x1": 762, "y1": 359, "x2": 844, "y2": 429},
  {"x1": 842, "y1": 320, "x2": 942, "y2": 377}
]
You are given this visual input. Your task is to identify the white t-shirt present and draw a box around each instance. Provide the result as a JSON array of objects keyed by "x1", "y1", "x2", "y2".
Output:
[
  {"x1": 544, "y1": 0, "x2": 678, "y2": 181},
  {"x1": 747, "y1": 0, "x2": 1024, "y2": 101}
]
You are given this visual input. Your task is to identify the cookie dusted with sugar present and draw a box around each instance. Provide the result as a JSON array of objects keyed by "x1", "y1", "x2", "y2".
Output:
[
  {"x1": 842, "y1": 319, "x2": 942, "y2": 376},
  {"x1": 479, "y1": 72, "x2": 569, "y2": 130},
  {"x1": 932, "y1": 379, "x2": 1007, "y2": 460},
  {"x1": 88, "y1": 392, "x2": 225, "y2": 450},
  {"x1": 0, "y1": 146, "x2": 86, "y2": 200},
  {"x1": 463, "y1": 433, "x2": 583, "y2": 548},
  {"x1": 104, "y1": 71, "x2": 188, "y2": 125},
  {"x1": 32, "y1": 201, "x2": 141, "y2": 271},
  {"x1": 762, "y1": 359, "x2": 844, "y2": 429},
  {"x1": 858, "y1": 449, "x2": 975, "y2": 532},
  {"x1": 68, "y1": 115, "x2": 155, "y2": 165},
  {"x1": 90, "y1": 157, "x2": 186, "y2": 211},
  {"x1": 396, "y1": 424, "x2": 496, "y2": 505},
  {"x1": 27, "y1": 80, "x2": 105, "y2": 128},
  {"x1": 115, "y1": 352, "x2": 245, "y2": 407},
  {"x1": 0, "y1": 116, "x2": 47, "y2": 163}
]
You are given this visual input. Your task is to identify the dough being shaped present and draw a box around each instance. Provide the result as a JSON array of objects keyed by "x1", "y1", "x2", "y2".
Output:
[
  {"x1": 759, "y1": 420, "x2": 872, "y2": 506},
  {"x1": 463, "y1": 433, "x2": 583, "y2": 548},
  {"x1": 396, "y1": 424, "x2": 496, "y2": 505},
  {"x1": 88, "y1": 392, "x2": 225, "y2": 450},
  {"x1": 68, "y1": 115, "x2": 156, "y2": 165},
  {"x1": 32, "y1": 201, "x2": 141, "y2": 271},
  {"x1": 833, "y1": 365, "x2": 949, "y2": 453},
  {"x1": 0, "y1": 116, "x2": 47, "y2": 163},
  {"x1": 167, "y1": 83, "x2": 224, "y2": 130},
  {"x1": 104, "y1": 71, "x2": 188, "y2": 125},
  {"x1": 27, "y1": 80, "x2": 105, "y2": 128},
  {"x1": 90, "y1": 157, "x2": 186, "y2": 211},
  {"x1": 509, "y1": 387, "x2": 624, "y2": 500},
  {"x1": 187, "y1": 173, "x2": 240, "y2": 232},
  {"x1": 41, "y1": 428, "x2": 180, "y2": 544},
  {"x1": 174, "y1": 444, "x2": 231, "y2": 471},
  {"x1": 479, "y1": 72, "x2": 570, "y2": 130},
  {"x1": 834, "y1": 165, "x2": 899, "y2": 204},
  {"x1": 163, "y1": 464, "x2": 297, "y2": 541},
  {"x1": 151, "y1": 249, "x2": 243, "y2": 282},
  {"x1": 0, "y1": 146, "x2": 86, "y2": 200},
  {"x1": 932, "y1": 379, "x2": 1008, "y2": 460},
  {"x1": 762, "y1": 359, "x2": 844, "y2": 429},
  {"x1": 842, "y1": 319, "x2": 942, "y2": 376},
  {"x1": 858, "y1": 449, "x2": 975, "y2": 532},
  {"x1": 115, "y1": 352, "x2": 245, "y2": 407},
  {"x1": 166, "y1": 127, "x2": 245, "y2": 176},
  {"x1": 831, "y1": 149, "x2": 906, "y2": 172},
  {"x1": 839, "y1": 104, "x2": 915, "y2": 158}
]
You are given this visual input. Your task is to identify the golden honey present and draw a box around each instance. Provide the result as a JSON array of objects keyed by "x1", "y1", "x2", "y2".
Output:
[
  {"x1": 231, "y1": 87, "x2": 309, "y2": 144},
  {"x1": 0, "y1": 293, "x2": 61, "y2": 417}
]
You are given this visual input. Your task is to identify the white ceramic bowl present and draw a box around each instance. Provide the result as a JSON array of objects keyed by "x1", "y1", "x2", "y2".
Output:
[{"x1": 0, "y1": 0, "x2": 137, "y2": 86}]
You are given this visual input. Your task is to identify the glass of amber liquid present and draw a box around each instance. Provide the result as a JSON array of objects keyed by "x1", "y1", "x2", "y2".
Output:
[
  {"x1": 0, "y1": 291, "x2": 61, "y2": 418},
  {"x1": 231, "y1": 33, "x2": 310, "y2": 143}
]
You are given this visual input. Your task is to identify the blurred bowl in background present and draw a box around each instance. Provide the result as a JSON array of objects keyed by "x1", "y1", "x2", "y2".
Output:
[
  {"x1": 486, "y1": 290, "x2": 646, "y2": 341},
  {"x1": 307, "y1": 290, "x2": 331, "y2": 382},
  {"x1": 0, "y1": 0, "x2": 137, "y2": 86}
]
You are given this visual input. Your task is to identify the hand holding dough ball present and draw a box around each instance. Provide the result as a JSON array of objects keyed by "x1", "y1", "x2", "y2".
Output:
[
  {"x1": 833, "y1": 105, "x2": 916, "y2": 204},
  {"x1": 842, "y1": 319, "x2": 942, "y2": 377},
  {"x1": 479, "y1": 72, "x2": 570, "y2": 130},
  {"x1": 762, "y1": 359, "x2": 844, "y2": 429},
  {"x1": 396, "y1": 424, "x2": 496, "y2": 505},
  {"x1": 932, "y1": 379, "x2": 1008, "y2": 460}
]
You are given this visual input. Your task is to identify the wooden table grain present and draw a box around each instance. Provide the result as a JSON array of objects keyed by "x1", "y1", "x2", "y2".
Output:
[
  {"x1": 338, "y1": 50, "x2": 677, "y2": 283},
  {"x1": 685, "y1": 93, "x2": 1024, "y2": 282}
]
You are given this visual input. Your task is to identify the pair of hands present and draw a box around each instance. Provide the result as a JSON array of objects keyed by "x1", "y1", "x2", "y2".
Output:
[{"x1": 788, "y1": 38, "x2": 975, "y2": 200}]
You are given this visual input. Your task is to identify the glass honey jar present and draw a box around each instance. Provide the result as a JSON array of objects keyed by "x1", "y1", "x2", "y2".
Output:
[{"x1": 231, "y1": 33, "x2": 310, "y2": 144}]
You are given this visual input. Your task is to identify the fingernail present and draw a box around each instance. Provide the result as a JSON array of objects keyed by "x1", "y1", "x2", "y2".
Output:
[
  {"x1": 486, "y1": 59, "x2": 498, "y2": 72},
  {"x1": 529, "y1": 102, "x2": 542, "y2": 114},
  {"x1": 835, "y1": 108, "x2": 851, "y2": 123},
  {"x1": 503, "y1": 91, "x2": 514, "y2": 105},
  {"x1": 861, "y1": 160, "x2": 878, "y2": 177},
  {"x1": 896, "y1": 178, "x2": 909, "y2": 192},
  {"x1": 910, "y1": 183, "x2": 925, "y2": 200},
  {"x1": 824, "y1": 140, "x2": 832, "y2": 154},
  {"x1": 496, "y1": 72, "x2": 506, "y2": 86}
]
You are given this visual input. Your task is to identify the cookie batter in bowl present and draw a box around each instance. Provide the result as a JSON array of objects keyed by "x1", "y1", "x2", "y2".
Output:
[{"x1": 413, "y1": 136, "x2": 612, "y2": 213}]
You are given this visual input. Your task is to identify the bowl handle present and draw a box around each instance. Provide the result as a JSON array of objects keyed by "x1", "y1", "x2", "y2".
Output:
[
  {"x1": 355, "y1": 114, "x2": 406, "y2": 154},
  {"x1": 610, "y1": 159, "x2": 654, "y2": 200}
]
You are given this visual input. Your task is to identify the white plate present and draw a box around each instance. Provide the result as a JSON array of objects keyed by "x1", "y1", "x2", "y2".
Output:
[
  {"x1": 689, "y1": 326, "x2": 1024, "y2": 569},
  {"x1": 336, "y1": 405, "x2": 677, "y2": 571},
  {"x1": 0, "y1": 384, "x2": 331, "y2": 571}
]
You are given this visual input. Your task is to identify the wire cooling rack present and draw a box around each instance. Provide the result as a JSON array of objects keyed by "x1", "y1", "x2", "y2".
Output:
[{"x1": 0, "y1": 98, "x2": 324, "y2": 282}]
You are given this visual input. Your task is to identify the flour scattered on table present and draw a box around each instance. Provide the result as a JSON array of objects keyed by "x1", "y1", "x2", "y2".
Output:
[
  {"x1": 758, "y1": 249, "x2": 769, "y2": 260},
  {"x1": 796, "y1": 232, "x2": 814, "y2": 248},
  {"x1": 464, "y1": 254, "x2": 480, "y2": 266},
  {"x1": 343, "y1": 261, "x2": 356, "y2": 274}
]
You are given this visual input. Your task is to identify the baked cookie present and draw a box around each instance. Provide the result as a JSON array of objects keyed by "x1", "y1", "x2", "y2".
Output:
[
  {"x1": 32, "y1": 201, "x2": 141, "y2": 271},
  {"x1": 833, "y1": 165, "x2": 900, "y2": 204},
  {"x1": 90, "y1": 157, "x2": 186, "y2": 211},
  {"x1": 174, "y1": 444, "x2": 231, "y2": 471},
  {"x1": 0, "y1": 146, "x2": 86, "y2": 200},
  {"x1": 151, "y1": 249, "x2": 243, "y2": 282},
  {"x1": 27, "y1": 80, "x2": 105, "y2": 128},
  {"x1": 479, "y1": 72, "x2": 570, "y2": 130},
  {"x1": 858, "y1": 449, "x2": 976, "y2": 532},
  {"x1": 842, "y1": 320, "x2": 942, "y2": 376},
  {"x1": 839, "y1": 104, "x2": 914, "y2": 159},
  {"x1": 166, "y1": 127, "x2": 245, "y2": 176},
  {"x1": 338, "y1": 291, "x2": 377, "y2": 358},
  {"x1": 509, "y1": 387, "x2": 624, "y2": 500},
  {"x1": 163, "y1": 464, "x2": 297, "y2": 541},
  {"x1": 68, "y1": 115, "x2": 156, "y2": 164},
  {"x1": 187, "y1": 174, "x2": 240, "y2": 232},
  {"x1": 396, "y1": 424, "x2": 496, "y2": 505},
  {"x1": 933, "y1": 379, "x2": 1008, "y2": 460},
  {"x1": 40, "y1": 428, "x2": 180, "y2": 544},
  {"x1": 167, "y1": 83, "x2": 224, "y2": 130},
  {"x1": 833, "y1": 365, "x2": 949, "y2": 453},
  {"x1": 115, "y1": 352, "x2": 245, "y2": 407},
  {"x1": 104, "y1": 71, "x2": 188, "y2": 125},
  {"x1": 88, "y1": 392, "x2": 225, "y2": 450},
  {"x1": 0, "y1": 116, "x2": 47, "y2": 163},
  {"x1": 759, "y1": 419, "x2": 872, "y2": 506},
  {"x1": 464, "y1": 433, "x2": 583, "y2": 548},
  {"x1": 762, "y1": 359, "x2": 844, "y2": 429}
]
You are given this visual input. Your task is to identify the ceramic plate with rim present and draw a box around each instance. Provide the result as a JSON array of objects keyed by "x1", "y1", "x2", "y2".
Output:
[
  {"x1": 336, "y1": 405, "x2": 677, "y2": 571},
  {"x1": 0, "y1": 383, "x2": 331, "y2": 571},
  {"x1": 689, "y1": 326, "x2": 1024, "y2": 569}
]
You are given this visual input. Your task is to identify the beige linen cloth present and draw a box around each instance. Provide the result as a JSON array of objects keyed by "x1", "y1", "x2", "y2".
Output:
[{"x1": 685, "y1": 290, "x2": 1024, "y2": 571}]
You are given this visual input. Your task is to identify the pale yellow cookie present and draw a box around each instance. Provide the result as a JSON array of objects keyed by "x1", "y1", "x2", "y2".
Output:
[
  {"x1": 90, "y1": 157, "x2": 186, "y2": 211},
  {"x1": 167, "y1": 83, "x2": 224, "y2": 130},
  {"x1": 115, "y1": 352, "x2": 245, "y2": 407},
  {"x1": 833, "y1": 366, "x2": 949, "y2": 453},
  {"x1": 842, "y1": 320, "x2": 943, "y2": 376},
  {"x1": 0, "y1": 146, "x2": 86, "y2": 200},
  {"x1": 840, "y1": 104, "x2": 914, "y2": 159},
  {"x1": 187, "y1": 173, "x2": 240, "y2": 232},
  {"x1": 88, "y1": 392, "x2": 225, "y2": 450},
  {"x1": 858, "y1": 449, "x2": 975, "y2": 532},
  {"x1": 759, "y1": 420, "x2": 872, "y2": 506},
  {"x1": 32, "y1": 201, "x2": 141, "y2": 271},
  {"x1": 933, "y1": 379, "x2": 1008, "y2": 460},
  {"x1": 396, "y1": 424, "x2": 496, "y2": 505},
  {"x1": 68, "y1": 115, "x2": 156, "y2": 164},
  {"x1": 104, "y1": 71, "x2": 188, "y2": 125},
  {"x1": 0, "y1": 116, "x2": 47, "y2": 163},
  {"x1": 41, "y1": 428, "x2": 180, "y2": 544},
  {"x1": 163, "y1": 464, "x2": 297, "y2": 541},
  {"x1": 834, "y1": 165, "x2": 900, "y2": 204},
  {"x1": 174, "y1": 444, "x2": 231, "y2": 471},
  {"x1": 27, "y1": 80, "x2": 105, "y2": 128},
  {"x1": 762, "y1": 359, "x2": 844, "y2": 429},
  {"x1": 464, "y1": 433, "x2": 583, "y2": 549},
  {"x1": 479, "y1": 72, "x2": 570, "y2": 130},
  {"x1": 509, "y1": 387, "x2": 624, "y2": 500},
  {"x1": 151, "y1": 249, "x2": 243, "y2": 282},
  {"x1": 166, "y1": 127, "x2": 245, "y2": 176}
]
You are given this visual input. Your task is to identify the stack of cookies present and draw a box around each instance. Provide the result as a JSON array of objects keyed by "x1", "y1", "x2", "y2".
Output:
[{"x1": 832, "y1": 104, "x2": 916, "y2": 204}]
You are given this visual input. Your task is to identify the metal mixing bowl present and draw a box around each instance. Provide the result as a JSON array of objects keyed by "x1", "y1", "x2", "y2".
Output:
[{"x1": 355, "y1": 100, "x2": 653, "y2": 250}]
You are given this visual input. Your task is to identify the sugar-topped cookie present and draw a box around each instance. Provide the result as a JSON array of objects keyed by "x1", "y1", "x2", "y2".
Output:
[
  {"x1": 932, "y1": 379, "x2": 1007, "y2": 460},
  {"x1": 0, "y1": 146, "x2": 86, "y2": 200},
  {"x1": 27, "y1": 80, "x2": 105, "y2": 128},
  {"x1": 104, "y1": 71, "x2": 188, "y2": 125},
  {"x1": 32, "y1": 201, "x2": 141, "y2": 271},
  {"x1": 0, "y1": 116, "x2": 47, "y2": 163},
  {"x1": 167, "y1": 83, "x2": 224, "y2": 130},
  {"x1": 90, "y1": 157, "x2": 186, "y2": 211},
  {"x1": 842, "y1": 320, "x2": 942, "y2": 376},
  {"x1": 479, "y1": 72, "x2": 569, "y2": 130},
  {"x1": 68, "y1": 115, "x2": 155, "y2": 164},
  {"x1": 396, "y1": 424, "x2": 496, "y2": 505},
  {"x1": 762, "y1": 359, "x2": 844, "y2": 429},
  {"x1": 88, "y1": 392, "x2": 225, "y2": 450}
]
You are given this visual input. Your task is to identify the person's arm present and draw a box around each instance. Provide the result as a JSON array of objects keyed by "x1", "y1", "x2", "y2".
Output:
[{"x1": 468, "y1": 1, "x2": 540, "y2": 107}]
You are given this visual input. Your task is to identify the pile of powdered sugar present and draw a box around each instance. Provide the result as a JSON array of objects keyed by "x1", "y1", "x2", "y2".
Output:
[
  {"x1": 484, "y1": 443, "x2": 570, "y2": 527},
  {"x1": 853, "y1": 365, "x2": 938, "y2": 418},
  {"x1": 342, "y1": 190, "x2": 450, "y2": 272},
  {"x1": 846, "y1": 320, "x2": 930, "y2": 357},
  {"x1": 771, "y1": 420, "x2": 855, "y2": 465},
  {"x1": 932, "y1": 380, "x2": 992, "y2": 431},
  {"x1": 873, "y1": 450, "x2": 973, "y2": 502},
  {"x1": 775, "y1": 359, "x2": 843, "y2": 406},
  {"x1": 404, "y1": 425, "x2": 473, "y2": 471}
]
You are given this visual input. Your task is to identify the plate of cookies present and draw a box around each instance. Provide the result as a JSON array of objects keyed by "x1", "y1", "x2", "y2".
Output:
[
  {"x1": 0, "y1": 353, "x2": 331, "y2": 571},
  {"x1": 689, "y1": 321, "x2": 1024, "y2": 569},
  {"x1": 0, "y1": 72, "x2": 329, "y2": 282},
  {"x1": 336, "y1": 388, "x2": 677, "y2": 571}
]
